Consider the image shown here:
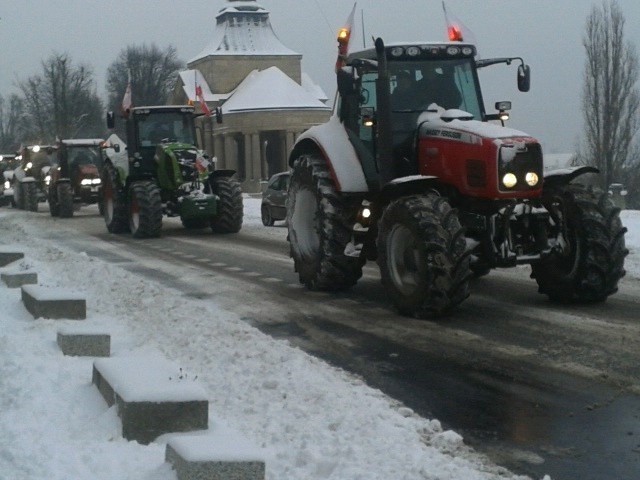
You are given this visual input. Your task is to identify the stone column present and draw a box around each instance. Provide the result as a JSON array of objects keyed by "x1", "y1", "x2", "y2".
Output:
[
  {"x1": 251, "y1": 133, "x2": 261, "y2": 180},
  {"x1": 224, "y1": 134, "x2": 238, "y2": 174},
  {"x1": 213, "y1": 134, "x2": 225, "y2": 169},
  {"x1": 243, "y1": 134, "x2": 253, "y2": 179},
  {"x1": 261, "y1": 138, "x2": 268, "y2": 180}
]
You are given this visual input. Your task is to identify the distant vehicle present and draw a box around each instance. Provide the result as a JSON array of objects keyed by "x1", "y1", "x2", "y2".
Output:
[
  {"x1": 261, "y1": 171, "x2": 289, "y2": 226},
  {"x1": 0, "y1": 154, "x2": 19, "y2": 207},
  {"x1": 13, "y1": 145, "x2": 56, "y2": 211}
]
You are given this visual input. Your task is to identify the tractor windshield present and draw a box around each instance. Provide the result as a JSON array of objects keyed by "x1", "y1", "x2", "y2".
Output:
[
  {"x1": 136, "y1": 111, "x2": 196, "y2": 148},
  {"x1": 388, "y1": 58, "x2": 483, "y2": 119},
  {"x1": 68, "y1": 146, "x2": 102, "y2": 170}
]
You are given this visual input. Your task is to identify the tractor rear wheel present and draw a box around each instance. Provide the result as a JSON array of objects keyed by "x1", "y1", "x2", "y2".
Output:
[
  {"x1": 531, "y1": 183, "x2": 627, "y2": 302},
  {"x1": 129, "y1": 181, "x2": 162, "y2": 238},
  {"x1": 377, "y1": 194, "x2": 471, "y2": 318},
  {"x1": 209, "y1": 176, "x2": 243, "y2": 233},
  {"x1": 286, "y1": 153, "x2": 364, "y2": 290},
  {"x1": 102, "y1": 164, "x2": 129, "y2": 233},
  {"x1": 57, "y1": 183, "x2": 74, "y2": 218}
]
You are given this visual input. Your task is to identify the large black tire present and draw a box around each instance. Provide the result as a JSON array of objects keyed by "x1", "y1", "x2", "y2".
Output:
[
  {"x1": 57, "y1": 183, "x2": 74, "y2": 218},
  {"x1": 13, "y1": 180, "x2": 23, "y2": 210},
  {"x1": 24, "y1": 182, "x2": 38, "y2": 212},
  {"x1": 209, "y1": 176, "x2": 243, "y2": 233},
  {"x1": 261, "y1": 204, "x2": 275, "y2": 226},
  {"x1": 531, "y1": 183, "x2": 627, "y2": 302},
  {"x1": 286, "y1": 153, "x2": 365, "y2": 290},
  {"x1": 377, "y1": 194, "x2": 471, "y2": 318},
  {"x1": 48, "y1": 184, "x2": 59, "y2": 217},
  {"x1": 128, "y1": 180, "x2": 163, "y2": 238},
  {"x1": 102, "y1": 164, "x2": 129, "y2": 233}
]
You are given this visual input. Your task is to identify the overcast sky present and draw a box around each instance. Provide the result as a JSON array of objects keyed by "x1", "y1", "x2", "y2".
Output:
[{"x1": 1, "y1": 0, "x2": 639, "y2": 153}]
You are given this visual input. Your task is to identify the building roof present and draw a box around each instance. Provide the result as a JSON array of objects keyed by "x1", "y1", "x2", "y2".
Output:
[
  {"x1": 221, "y1": 67, "x2": 330, "y2": 113},
  {"x1": 189, "y1": 0, "x2": 298, "y2": 63}
]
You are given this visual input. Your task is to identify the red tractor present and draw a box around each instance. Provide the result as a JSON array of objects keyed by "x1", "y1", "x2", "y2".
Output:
[
  {"x1": 48, "y1": 139, "x2": 104, "y2": 217},
  {"x1": 285, "y1": 33, "x2": 627, "y2": 318}
]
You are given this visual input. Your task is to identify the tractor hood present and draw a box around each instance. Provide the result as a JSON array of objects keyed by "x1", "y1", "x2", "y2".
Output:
[{"x1": 417, "y1": 107, "x2": 536, "y2": 144}]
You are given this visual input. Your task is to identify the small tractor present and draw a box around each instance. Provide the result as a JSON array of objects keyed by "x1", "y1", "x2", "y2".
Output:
[
  {"x1": 48, "y1": 138, "x2": 105, "y2": 218},
  {"x1": 0, "y1": 154, "x2": 20, "y2": 207},
  {"x1": 101, "y1": 105, "x2": 242, "y2": 238},
  {"x1": 12, "y1": 144, "x2": 56, "y2": 212},
  {"x1": 285, "y1": 29, "x2": 627, "y2": 318}
]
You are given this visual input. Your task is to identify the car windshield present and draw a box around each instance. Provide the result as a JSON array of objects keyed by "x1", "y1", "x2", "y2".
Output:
[{"x1": 136, "y1": 112, "x2": 196, "y2": 147}]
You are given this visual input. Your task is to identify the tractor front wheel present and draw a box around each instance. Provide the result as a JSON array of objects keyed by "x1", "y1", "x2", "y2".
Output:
[
  {"x1": 531, "y1": 183, "x2": 627, "y2": 302},
  {"x1": 128, "y1": 181, "x2": 162, "y2": 238},
  {"x1": 24, "y1": 182, "x2": 38, "y2": 212},
  {"x1": 209, "y1": 176, "x2": 243, "y2": 233},
  {"x1": 48, "y1": 184, "x2": 59, "y2": 217},
  {"x1": 102, "y1": 164, "x2": 129, "y2": 233},
  {"x1": 377, "y1": 194, "x2": 471, "y2": 318},
  {"x1": 57, "y1": 183, "x2": 74, "y2": 218}
]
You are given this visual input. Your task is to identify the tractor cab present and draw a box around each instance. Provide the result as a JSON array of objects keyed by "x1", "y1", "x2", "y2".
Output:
[
  {"x1": 338, "y1": 42, "x2": 531, "y2": 187},
  {"x1": 108, "y1": 106, "x2": 197, "y2": 180}
]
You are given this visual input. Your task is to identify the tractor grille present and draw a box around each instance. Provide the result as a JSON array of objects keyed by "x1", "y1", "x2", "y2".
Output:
[{"x1": 498, "y1": 142, "x2": 543, "y2": 192}]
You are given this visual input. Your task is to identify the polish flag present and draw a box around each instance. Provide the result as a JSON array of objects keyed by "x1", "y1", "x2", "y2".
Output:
[
  {"x1": 121, "y1": 70, "x2": 132, "y2": 117},
  {"x1": 195, "y1": 83, "x2": 212, "y2": 117}
]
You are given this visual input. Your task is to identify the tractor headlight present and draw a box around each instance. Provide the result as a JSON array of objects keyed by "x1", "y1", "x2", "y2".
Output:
[
  {"x1": 81, "y1": 179, "x2": 91, "y2": 186},
  {"x1": 502, "y1": 173, "x2": 517, "y2": 189},
  {"x1": 3, "y1": 181, "x2": 9, "y2": 189},
  {"x1": 26, "y1": 162, "x2": 33, "y2": 170},
  {"x1": 92, "y1": 178, "x2": 101, "y2": 185},
  {"x1": 44, "y1": 175, "x2": 51, "y2": 185},
  {"x1": 525, "y1": 172, "x2": 539, "y2": 187},
  {"x1": 31, "y1": 145, "x2": 40, "y2": 153}
]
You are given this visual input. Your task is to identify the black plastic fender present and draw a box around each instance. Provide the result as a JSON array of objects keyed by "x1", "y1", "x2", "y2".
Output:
[
  {"x1": 208, "y1": 169, "x2": 236, "y2": 180},
  {"x1": 543, "y1": 166, "x2": 599, "y2": 190},
  {"x1": 378, "y1": 175, "x2": 441, "y2": 204}
]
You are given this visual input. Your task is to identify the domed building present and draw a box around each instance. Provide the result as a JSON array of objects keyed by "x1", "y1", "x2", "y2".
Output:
[{"x1": 173, "y1": 0, "x2": 331, "y2": 192}]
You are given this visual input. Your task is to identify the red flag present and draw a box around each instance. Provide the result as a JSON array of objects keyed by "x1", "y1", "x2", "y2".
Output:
[
  {"x1": 121, "y1": 70, "x2": 132, "y2": 117},
  {"x1": 335, "y1": 2, "x2": 357, "y2": 73},
  {"x1": 195, "y1": 83, "x2": 212, "y2": 117}
]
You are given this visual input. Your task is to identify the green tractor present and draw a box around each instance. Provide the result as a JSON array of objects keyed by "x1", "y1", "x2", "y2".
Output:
[{"x1": 101, "y1": 105, "x2": 242, "y2": 238}]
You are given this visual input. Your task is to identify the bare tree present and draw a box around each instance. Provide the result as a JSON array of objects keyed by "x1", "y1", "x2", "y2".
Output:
[
  {"x1": 580, "y1": 0, "x2": 640, "y2": 190},
  {"x1": 106, "y1": 44, "x2": 184, "y2": 112},
  {"x1": 0, "y1": 94, "x2": 25, "y2": 152},
  {"x1": 17, "y1": 53, "x2": 104, "y2": 142}
]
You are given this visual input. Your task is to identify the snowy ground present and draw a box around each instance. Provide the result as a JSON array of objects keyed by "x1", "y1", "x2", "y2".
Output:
[{"x1": 1, "y1": 198, "x2": 638, "y2": 480}]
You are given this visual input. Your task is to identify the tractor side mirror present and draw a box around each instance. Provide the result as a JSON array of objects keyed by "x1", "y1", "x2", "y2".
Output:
[
  {"x1": 106, "y1": 111, "x2": 115, "y2": 129},
  {"x1": 337, "y1": 67, "x2": 357, "y2": 97},
  {"x1": 517, "y1": 64, "x2": 531, "y2": 92},
  {"x1": 215, "y1": 107, "x2": 223, "y2": 124}
]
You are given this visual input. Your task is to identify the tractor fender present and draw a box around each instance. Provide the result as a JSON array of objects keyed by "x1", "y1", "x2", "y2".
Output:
[
  {"x1": 209, "y1": 169, "x2": 236, "y2": 180},
  {"x1": 289, "y1": 115, "x2": 369, "y2": 193},
  {"x1": 102, "y1": 159, "x2": 127, "y2": 189},
  {"x1": 19, "y1": 176, "x2": 36, "y2": 184},
  {"x1": 378, "y1": 175, "x2": 440, "y2": 204},
  {"x1": 543, "y1": 166, "x2": 599, "y2": 189}
]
